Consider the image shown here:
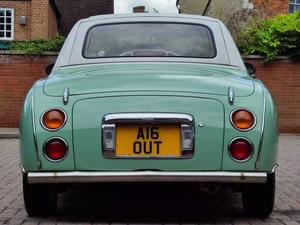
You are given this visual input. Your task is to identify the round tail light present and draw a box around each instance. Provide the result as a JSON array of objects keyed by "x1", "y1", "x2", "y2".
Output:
[
  {"x1": 231, "y1": 109, "x2": 256, "y2": 131},
  {"x1": 41, "y1": 109, "x2": 66, "y2": 131},
  {"x1": 229, "y1": 138, "x2": 253, "y2": 162},
  {"x1": 44, "y1": 138, "x2": 68, "y2": 161}
]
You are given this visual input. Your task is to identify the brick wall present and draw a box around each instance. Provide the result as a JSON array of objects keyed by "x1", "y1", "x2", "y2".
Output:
[
  {"x1": 30, "y1": 0, "x2": 50, "y2": 38},
  {"x1": 48, "y1": 3, "x2": 58, "y2": 38},
  {"x1": 0, "y1": 54, "x2": 299, "y2": 133},
  {"x1": 54, "y1": 0, "x2": 113, "y2": 36},
  {"x1": 0, "y1": 0, "x2": 58, "y2": 40},
  {"x1": 250, "y1": 0, "x2": 290, "y2": 15},
  {"x1": 180, "y1": 0, "x2": 289, "y2": 16},
  {"x1": 0, "y1": 1, "x2": 32, "y2": 40},
  {"x1": 0, "y1": 54, "x2": 56, "y2": 127}
]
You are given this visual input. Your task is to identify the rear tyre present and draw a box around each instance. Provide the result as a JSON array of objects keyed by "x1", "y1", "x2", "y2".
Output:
[
  {"x1": 242, "y1": 173, "x2": 275, "y2": 218},
  {"x1": 23, "y1": 174, "x2": 57, "y2": 217}
]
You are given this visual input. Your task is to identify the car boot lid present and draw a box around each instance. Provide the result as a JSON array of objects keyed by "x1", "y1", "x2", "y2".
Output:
[{"x1": 44, "y1": 62, "x2": 255, "y2": 97}]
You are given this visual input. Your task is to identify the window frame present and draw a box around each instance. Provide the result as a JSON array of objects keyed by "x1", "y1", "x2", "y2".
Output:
[
  {"x1": 0, "y1": 8, "x2": 14, "y2": 41},
  {"x1": 289, "y1": 0, "x2": 300, "y2": 13}
]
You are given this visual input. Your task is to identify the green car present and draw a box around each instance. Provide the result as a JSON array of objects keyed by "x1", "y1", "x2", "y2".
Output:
[{"x1": 19, "y1": 14, "x2": 278, "y2": 217}]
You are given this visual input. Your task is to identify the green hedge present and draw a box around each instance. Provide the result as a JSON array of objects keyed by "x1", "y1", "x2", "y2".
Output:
[
  {"x1": 0, "y1": 36, "x2": 65, "y2": 55},
  {"x1": 238, "y1": 11, "x2": 300, "y2": 63}
]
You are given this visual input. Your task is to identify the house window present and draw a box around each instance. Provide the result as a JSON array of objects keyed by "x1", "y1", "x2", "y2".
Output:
[
  {"x1": 0, "y1": 8, "x2": 14, "y2": 40},
  {"x1": 290, "y1": 0, "x2": 300, "y2": 13}
]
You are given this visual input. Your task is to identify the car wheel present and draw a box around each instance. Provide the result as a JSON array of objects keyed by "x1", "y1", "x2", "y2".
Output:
[
  {"x1": 242, "y1": 173, "x2": 275, "y2": 218},
  {"x1": 23, "y1": 174, "x2": 57, "y2": 217}
]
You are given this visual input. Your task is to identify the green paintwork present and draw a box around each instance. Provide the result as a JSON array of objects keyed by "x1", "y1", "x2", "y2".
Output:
[
  {"x1": 19, "y1": 62, "x2": 278, "y2": 174},
  {"x1": 73, "y1": 96, "x2": 224, "y2": 171},
  {"x1": 19, "y1": 87, "x2": 37, "y2": 170},
  {"x1": 45, "y1": 63, "x2": 254, "y2": 97}
]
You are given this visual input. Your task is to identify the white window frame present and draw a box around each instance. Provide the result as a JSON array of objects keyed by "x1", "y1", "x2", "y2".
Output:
[
  {"x1": 290, "y1": 0, "x2": 300, "y2": 13},
  {"x1": 0, "y1": 8, "x2": 14, "y2": 41}
]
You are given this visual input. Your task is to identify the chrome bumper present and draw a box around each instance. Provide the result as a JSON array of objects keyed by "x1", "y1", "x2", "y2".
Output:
[{"x1": 27, "y1": 171, "x2": 267, "y2": 184}]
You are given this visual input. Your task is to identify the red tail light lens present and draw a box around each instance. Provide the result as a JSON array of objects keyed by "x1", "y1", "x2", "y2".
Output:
[
  {"x1": 229, "y1": 138, "x2": 253, "y2": 161},
  {"x1": 44, "y1": 138, "x2": 68, "y2": 161}
]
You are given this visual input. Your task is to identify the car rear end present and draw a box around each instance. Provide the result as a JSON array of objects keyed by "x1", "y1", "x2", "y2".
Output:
[{"x1": 19, "y1": 14, "x2": 278, "y2": 217}]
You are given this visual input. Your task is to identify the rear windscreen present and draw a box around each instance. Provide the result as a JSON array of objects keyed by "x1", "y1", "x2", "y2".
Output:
[{"x1": 83, "y1": 23, "x2": 216, "y2": 59}]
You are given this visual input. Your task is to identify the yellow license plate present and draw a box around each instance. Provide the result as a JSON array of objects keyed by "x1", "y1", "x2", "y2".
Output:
[{"x1": 116, "y1": 124, "x2": 180, "y2": 157}]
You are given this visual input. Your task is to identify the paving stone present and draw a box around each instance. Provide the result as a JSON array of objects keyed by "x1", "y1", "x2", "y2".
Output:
[
  {"x1": 5, "y1": 217, "x2": 26, "y2": 225},
  {"x1": 0, "y1": 217, "x2": 10, "y2": 223},
  {"x1": 21, "y1": 216, "x2": 42, "y2": 224},
  {"x1": 57, "y1": 222, "x2": 86, "y2": 225},
  {"x1": 281, "y1": 221, "x2": 300, "y2": 225}
]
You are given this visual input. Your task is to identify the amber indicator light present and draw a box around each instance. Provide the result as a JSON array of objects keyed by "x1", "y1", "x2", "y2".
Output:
[
  {"x1": 42, "y1": 109, "x2": 66, "y2": 130},
  {"x1": 231, "y1": 109, "x2": 255, "y2": 130}
]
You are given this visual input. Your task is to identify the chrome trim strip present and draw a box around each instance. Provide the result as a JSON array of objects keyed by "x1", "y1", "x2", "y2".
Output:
[
  {"x1": 255, "y1": 85, "x2": 266, "y2": 169},
  {"x1": 103, "y1": 113, "x2": 194, "y2": 124},
  {"x1": 63, "y1": 86, "x2": 70, "y2": 105},
  {"x1": 42, "y1": 137, "x2": 69, "y2": 163},
  {"x1": 27, "y1": 171, "x2": 267, "y2": 184},
  {"x1": 228, "y1": 137, "x2": 254, "y2": 163},
  {"x1": 229, "y1": 108, "x2": 257, "y2": 132},
  {"x1": 271, "y1": 163, "x2": 278, "y2": 173},
  {"x1": 19, "y1": 163, "x2": 26, "y2": 173},
  {"x1": 32, "y1": 84, "x2": 42, "y2": 169},
  {"x1": 228, "y1": 86, "x2": 235, "y2": 105},
  {"x1": 40, "y1": 108, "x2": 68, "y2": 132}
]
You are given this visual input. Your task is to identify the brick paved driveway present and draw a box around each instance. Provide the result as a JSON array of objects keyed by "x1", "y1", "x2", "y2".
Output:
[{"x1": 0, "y1": 135, "x2": 300, "y2": 225}]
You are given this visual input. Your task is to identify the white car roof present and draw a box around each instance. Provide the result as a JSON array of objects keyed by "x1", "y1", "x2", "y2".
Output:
[
  {"x1": 53, "y1": 13, "x2": 246, "y2": 72},
  {"x1": 82, "y1": 13, "x2": 221, "y2": 23}
]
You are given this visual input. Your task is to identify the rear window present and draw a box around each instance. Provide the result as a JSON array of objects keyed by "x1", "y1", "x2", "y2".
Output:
[{"x1": 83, "y1": 23, "x2": 216, "y2": 58}]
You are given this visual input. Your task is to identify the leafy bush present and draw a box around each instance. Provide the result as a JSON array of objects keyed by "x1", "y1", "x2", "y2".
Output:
[
  {"x1": 238, "y1": 11, "x2": 300, "y2": 63},
  {"x1": 223, "y1": 9, "x2": 269, "y2": 47},
  {"x1": 7, "y1": 36, "x2": 65, "y2": 55}
]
